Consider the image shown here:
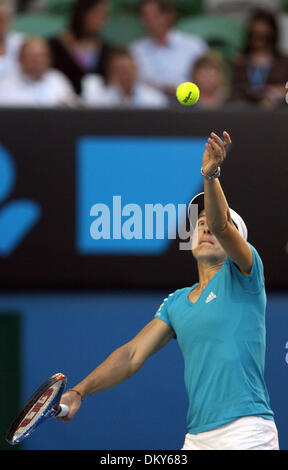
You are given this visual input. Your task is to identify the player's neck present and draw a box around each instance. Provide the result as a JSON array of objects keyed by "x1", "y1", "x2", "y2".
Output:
[{"x1": 196, "y1": 260, "x2": 224, "y2": 290}]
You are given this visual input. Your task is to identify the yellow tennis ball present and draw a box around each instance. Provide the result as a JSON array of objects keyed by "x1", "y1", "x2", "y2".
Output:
[{"x1": 176, "y1": 82, "x2": 200, "y2": 105}]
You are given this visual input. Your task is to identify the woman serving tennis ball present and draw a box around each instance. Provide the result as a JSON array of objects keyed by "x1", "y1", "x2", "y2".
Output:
[
  {"x1": 58, "y1": 129, "x2": 279, "y2": 450},
  {"x1": 176, "y1": 82, "x2": 200, "y2": 105}
]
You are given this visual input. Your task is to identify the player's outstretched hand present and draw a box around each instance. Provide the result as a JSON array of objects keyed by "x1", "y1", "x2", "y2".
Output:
[
  {"x1": 202, "y1": 131, "x2": 231, "y2": 178},
  {"x1": 57, "y1": 389, "x2": 83, "y2": 422}
]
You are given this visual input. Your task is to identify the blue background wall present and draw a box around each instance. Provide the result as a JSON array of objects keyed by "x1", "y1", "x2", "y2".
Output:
[{"x1": 1, "y1": 291, "x2": 287, "y2": 450}]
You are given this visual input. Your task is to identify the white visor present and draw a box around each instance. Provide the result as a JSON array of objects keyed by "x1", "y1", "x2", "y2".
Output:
[{"x1": 188, "y1": 192, "x2": 248, "y2": 241}]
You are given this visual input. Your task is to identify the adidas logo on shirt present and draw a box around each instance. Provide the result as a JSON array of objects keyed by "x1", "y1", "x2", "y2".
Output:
[{"x1": 205, "y1": 291, "x2": 217, "y2": 303}]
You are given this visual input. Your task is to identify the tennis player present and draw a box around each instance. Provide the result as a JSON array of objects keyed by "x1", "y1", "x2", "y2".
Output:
[{"x1": 60, "y1": 131, "x2": 279, "y2": 450}]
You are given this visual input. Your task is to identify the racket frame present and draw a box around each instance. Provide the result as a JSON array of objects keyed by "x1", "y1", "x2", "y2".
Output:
[{"x1": 6, "y1": 372, "x2": 67, "y2": 445}]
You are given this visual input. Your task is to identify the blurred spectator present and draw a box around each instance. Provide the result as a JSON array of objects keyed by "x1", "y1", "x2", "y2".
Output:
[
  {"x1": 0, "y1": 37, "x2": 77, "y2": 107},
  {"x1": 0, "y1": 1, "x2": 25, "y2": 78},
  {"x1": 231, "y1": 8, "x2": 288, "y2": 107},
  {"x1": 49, "y1": 0, "x2": 114, "y2": 95},
  {"x1": 130, "y1": 0, "x2": 208, "y2": 97},
  {"x1": 82, "y1": 48, "x2": 168, "y2": 108},
  {"x1": 191, "y1": 52, "x2": 230, "y2": 109}
]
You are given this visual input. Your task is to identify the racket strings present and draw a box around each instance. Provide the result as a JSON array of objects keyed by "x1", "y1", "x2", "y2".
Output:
[{"x1": 10, "y1": 380, "x2": 64, "y2": 444}]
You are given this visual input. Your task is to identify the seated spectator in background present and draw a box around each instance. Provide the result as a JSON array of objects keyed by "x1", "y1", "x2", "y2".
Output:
[
  {"x1": 82, "y1": 48, "x2": 168, "y2": 108},
  {"x1": 190, "y1": 52, "x2": 230, "y2": 109},
  {"x1": 130, "y1": 0, "x2": 208, "y2": 98},
  {"x1": 0, "y1": 1, "x2": 25, "y2": 78},
  {"x1": 0, "y1": 37, "x2": 77, "y2": 107},
  {"x1": 231, "y1": 8, "x2": 288, "y2": 107},
  {"x1": 49, "y1": 0, "x2": 114, "y2": 95}
]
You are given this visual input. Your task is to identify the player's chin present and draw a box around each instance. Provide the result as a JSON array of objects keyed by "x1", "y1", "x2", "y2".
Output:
[
  {"x1": 192, "y1": 243, "x2": 219, "y2": 259},
  {"x1": 193, "y1": 241, "x2": 214, "y2": 252}
]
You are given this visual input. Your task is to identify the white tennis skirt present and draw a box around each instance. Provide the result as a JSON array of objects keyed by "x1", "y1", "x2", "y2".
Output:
[{"x1": 181, "y1": 416, "x2": 279, "y2": 450}]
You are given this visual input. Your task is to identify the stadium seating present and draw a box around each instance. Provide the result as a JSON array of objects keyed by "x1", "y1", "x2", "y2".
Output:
[
  {"x1": 12, "y1": 3, "x2": 245, "y2": 58},
  {"x1": 101, "y1": 13, "x2": 146, "y2": 45},
  {"x1": 42, "y1": 0, "x2": 74, "y2": 16},
  {"x1": 177, "y1": 14, "x2": 245, "y2": 60},
  {"x1": 43, "y1": 0, "x2": 204, "y2": 17},
  {"x1": 12, "y1": 12, "x2": 66, "y2": 37},
  {"x1": 115, "y1": 0, "x2": 204, "y2": 16}
]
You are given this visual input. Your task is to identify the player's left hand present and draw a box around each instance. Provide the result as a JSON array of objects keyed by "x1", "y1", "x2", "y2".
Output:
[{"x1": 202, "y1": 131, "x2": 231, "y2": 177}]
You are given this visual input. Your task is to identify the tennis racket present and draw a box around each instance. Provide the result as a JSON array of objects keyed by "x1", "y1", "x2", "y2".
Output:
[{"x1": 6, "y1": 372, "x2": 70, "y2": 445}]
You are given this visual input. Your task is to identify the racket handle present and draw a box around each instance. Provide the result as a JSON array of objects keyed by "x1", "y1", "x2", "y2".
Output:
[{"x1": 55, "y1": 404, "x2": 70, "y2": 418}]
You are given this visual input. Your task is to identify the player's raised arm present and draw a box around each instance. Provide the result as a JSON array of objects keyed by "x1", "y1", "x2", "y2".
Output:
[
  {"x1": 202, "y1": 131, "x2": 253, "y2": 275},
  {"x1": 59, "y1": 318, "x2": 174, "y2": 421}
]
